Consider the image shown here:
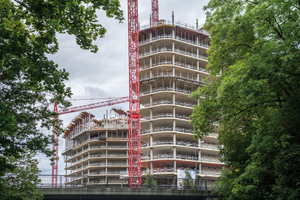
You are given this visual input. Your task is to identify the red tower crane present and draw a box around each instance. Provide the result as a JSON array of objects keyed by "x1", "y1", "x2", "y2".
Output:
[
  {"x1": 152, "y1": 0, "x2": 159, "y2": 26},
  {"x1": 53, "y1": 0, "x2": 160, "y2": 188},
  {"x1": 51, "y1": 97, "x2": 129, "y2": 187},
  {"x1": 127, "y1": 0, "x2": 141, "y2": 189},
  {"x1": 52, "y1": 101, "x2": 58, "y2": 187}
]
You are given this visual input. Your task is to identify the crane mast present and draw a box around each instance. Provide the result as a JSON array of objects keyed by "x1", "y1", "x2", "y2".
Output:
[
  {"x1": 127, "y1": 0, "x2": 141, "y2": 189},
  {"x1": 52, "y1": 101, "x2": 58, "y2": 188},
  {"x1": 152, "y1": 0, "x2": 159, "y2": 26}
]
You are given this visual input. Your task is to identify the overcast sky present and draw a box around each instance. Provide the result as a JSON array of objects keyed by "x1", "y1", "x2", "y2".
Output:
[{"x1": 38, "y1": 0, "x2": 210, "y2": 175}]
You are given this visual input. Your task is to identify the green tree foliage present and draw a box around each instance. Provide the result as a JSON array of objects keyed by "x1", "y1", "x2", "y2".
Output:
[
  {"x1": 190, "y1": 0, "x2": 300, "y2": 199},
  {"x1": 0, "y1": 0, "x2": 124, "y2": 190},
  {"x1": 143, "y1": 172, "x2": 157, "y2": 188},
  {"x1": 0, "y1": 149, "x2": 43, "y2": 200},
  {"x1": 183, "y1": 169, "x2": 196, "y2": 189}
]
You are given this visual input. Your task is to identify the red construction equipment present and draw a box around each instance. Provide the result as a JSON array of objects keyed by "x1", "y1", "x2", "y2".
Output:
[
  {"x1": 127, "y1": 0, "x2": 141, "y2": 189},
  {"x1": 52, "y1": 101, "x2": 58, "y2": 187},
  {"x1": 58, "y1": 97, "x2": 129, "y2": 115},
  {"x1": 152, "y1": 0, "x2": 159, "y2": 26},
  {"x1": 52, "y1": 0, "x2": 158, "y2": 188}
]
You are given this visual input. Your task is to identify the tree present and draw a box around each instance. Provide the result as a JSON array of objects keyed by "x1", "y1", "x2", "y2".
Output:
[
  {"x1": 143, "y1": 172, "x2": 157, "y2": 188},
  {"x1": 190, "y1": 0, "x2": 300, "y2": 199},
  {"x1": 0, "y1": 149, "x2": 43, "y2": 200},
  {"x1": 183, "y1": 169, "x2": 195, "y2": 189},
  {"x1": 0, "y1": 0, "x2": 124, "y2": 191}
]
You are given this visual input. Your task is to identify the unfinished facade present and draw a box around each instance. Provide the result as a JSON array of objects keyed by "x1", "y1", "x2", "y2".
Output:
[
  {"x1": 62, "y1": 111, "x2": 129, "y2": 186},
  {"x1": 139, "y1": 19, "x2": 223, "y2": 188}
]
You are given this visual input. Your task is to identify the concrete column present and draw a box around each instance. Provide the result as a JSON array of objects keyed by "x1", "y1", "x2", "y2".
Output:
[
  {"x1": 196, "y1": 35, "x2": 199, "y2": 45},
  {"x1": 172, "y1": 54, "x2": 175, "y2": 65},
  {"x1": 150, "y1": 82, "x2": 153, "y2": 93},
  {"x1": 150, "y1": 134, "x2": 153, "y2": 146},
  {"x1": 172, "y1": 11, "x2": 174, "y2": 25},
  {"x1": 150, "y1": 108, "x2": 153, "y2": 119},
  {"x1": 150, "y1": 31, "x2": 152, "y2": 41},
  {"x1": 150, "y1": 121, "x2": 153, "y2": 133},
  {"x1": 150, "y1": 56, "x2": 152, "y2": 68},
  {"x1": 150, "y1": 148, "x2": 153, "y2": 159},
  {"x1": 106, "y1": 159, "x2": 108, "y2": 174},
  {"x1": 173, "y1": 133, "x2": 176, "y2": 145},
  {"x1": 172, "y1": 29, "x2": 175, "y2": 38},
  {"x1": 198, "y1": 149, "x2": 201, "y2": 161},
  {"x1": 172, "y1": 41, "x2": 175, "y2": 52},
  {"x1": 150, "y1": 95, "x2": 153, "y2": 106},
  {"x1": 173, "y1": 80, "x2": 176, "y2": 91},
  {"x1": 173, "y1": 106, "x2": 176, "y2": 118},
  {"x1": 173, "y1": 93, "x2": 176, "y2": 104},
  {"x1": 173, "y1": 146, "x2": 176, "y2": 159},
  {"x1": 199, "y1": 163, "x2": 202, "y2": 174},
  {"x1": 150, "y1": 161, "x2": 153, "y2": 173},
  {"x1": 174, "y1": 160, "x2": 177, "y2": 172}
]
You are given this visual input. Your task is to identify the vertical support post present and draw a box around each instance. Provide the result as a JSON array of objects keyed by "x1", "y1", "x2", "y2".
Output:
[{"x1": 172, "y1": 11, "x2": 174, "y2": 25}]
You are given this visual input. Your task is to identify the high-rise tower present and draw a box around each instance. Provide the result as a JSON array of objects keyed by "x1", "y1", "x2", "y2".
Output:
[{"x1": 139, "y1": 17, "x2": 223, "y2": 188}]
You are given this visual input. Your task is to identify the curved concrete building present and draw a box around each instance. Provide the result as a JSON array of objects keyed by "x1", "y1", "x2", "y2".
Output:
[{"x1": 139, "y1": 19, "x2": 223, "y2": 187}]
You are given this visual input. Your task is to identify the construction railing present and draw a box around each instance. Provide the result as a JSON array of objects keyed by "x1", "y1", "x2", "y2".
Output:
[
  {"x1": 140, "y1": 87, "x2": 194, "y2": 96},
  {"x1": 141, "y1": 100, "x2": 195, "y2": 108},
  {"x1": 139, "y1": 48, "x2": 207, "y2": 61},
  {"x1": 37, "y1": 175, "x2": 217, "y2": 190},
  {"x1": 139, "y1": 25, "x2": 210, "y2": 48}
]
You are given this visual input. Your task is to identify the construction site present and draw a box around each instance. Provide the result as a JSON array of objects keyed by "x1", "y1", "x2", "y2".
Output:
[{"x1": 58, "y1": 0, "x2": 222, "y2": 189}]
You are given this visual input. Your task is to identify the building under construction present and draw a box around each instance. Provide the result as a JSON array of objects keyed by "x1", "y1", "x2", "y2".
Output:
[
  {"x1": 62, "y1": 15, "x2": 222, "y2": 188},
  {"x1": 138, "y1": 17, "x2": 222, "y2": 188},
  {"x1": 62, "y1": 110, "x2": 129, "y2": 186}
]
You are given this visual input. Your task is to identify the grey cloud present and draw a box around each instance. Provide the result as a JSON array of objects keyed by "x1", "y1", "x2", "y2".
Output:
[{"x1": 84, "y1": 86, "x2": 107, "y2": 97}]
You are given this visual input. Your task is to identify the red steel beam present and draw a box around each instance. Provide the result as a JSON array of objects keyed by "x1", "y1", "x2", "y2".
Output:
[{"x1": 58, "y1": 97, "x2": 129, "y2": 115}]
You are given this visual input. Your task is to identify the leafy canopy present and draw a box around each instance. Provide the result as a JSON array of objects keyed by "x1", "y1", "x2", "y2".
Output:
[
  {"x1": 0, "y1": 149, "x2": 43, "y2": 200},
  {"x1": 0, "y1": 0, "x2": 124, "y2": 186},
  {"x1": 143, "y1": 172, "x2": 157, "y2": 188},
  {"x1": 190, "y1": 0, "x2": 300, "y2": 199}
]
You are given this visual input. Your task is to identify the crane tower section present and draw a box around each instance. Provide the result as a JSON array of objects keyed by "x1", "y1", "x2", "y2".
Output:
[
  {"x1": 52, "y1": 101, "x2": 58, "y2": 187},
  {"x1": 152, "y1": 0, "x2": 159, "y2": 26},
  {"x1": 127, "y1": 0, "x2": 141, "y2": 189}
]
